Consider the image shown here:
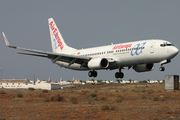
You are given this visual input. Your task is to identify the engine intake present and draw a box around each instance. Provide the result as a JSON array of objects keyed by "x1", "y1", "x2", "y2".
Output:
[
  {"x1": 88, "y1": 58, "x2": 109, "y2": 70},
  {"x1": 133, "y1": 64, "x2": 154, "y2": 72}
]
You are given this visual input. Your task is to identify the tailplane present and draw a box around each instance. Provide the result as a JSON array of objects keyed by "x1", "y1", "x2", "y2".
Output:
[{"x1": 48, "y1": 18, "x2": 76, "y2": 53}]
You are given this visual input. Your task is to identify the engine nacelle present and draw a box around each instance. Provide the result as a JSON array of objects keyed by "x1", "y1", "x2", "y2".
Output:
[
  {"x1": 88, "y1": 58, "x2": 109, "y2": 70},
  {"x1": 133, "y1": 64, "x2": 154, "y2": 72}
]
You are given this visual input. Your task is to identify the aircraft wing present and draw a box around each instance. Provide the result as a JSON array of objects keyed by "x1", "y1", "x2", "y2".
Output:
[{"x1": 2, "y1": 32, "x2": 90, "y2": 65}]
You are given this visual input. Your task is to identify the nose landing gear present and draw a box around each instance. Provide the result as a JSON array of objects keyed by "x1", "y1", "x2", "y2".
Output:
[
  {"x1": 159, "y1": 65, "x2": 165, "y2": 71},
  {"x1": 159, "y1": 59, "x2": 171, "y2": 71}
]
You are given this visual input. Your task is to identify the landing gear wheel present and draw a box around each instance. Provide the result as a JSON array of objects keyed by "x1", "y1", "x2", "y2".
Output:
[
  {"x1": 115, "y1": 72, "x2": 124, "y2": 78},
  {"x1": 88, "y1": 71, "x2": 98, "y2": 77},
  {"x1": 119, "y1": 72, "x2": 124, "y2": 78},
  {"x1": 88, "y1": 71, "x2": 93, "y2": 77},
  {"x1": 93, "y1": 71, "x2": 97, "y2": 77},
  {"x1": 115, "y1": 72, "x2": 120, "y2": 78},
  {"x1": 159, "y1": 67, "x2": 165, "y2": 71}
]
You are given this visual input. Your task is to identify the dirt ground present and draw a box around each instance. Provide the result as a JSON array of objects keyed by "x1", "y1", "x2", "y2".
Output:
[{"x1": 0, "y1": 83, "x2": 180, "y2": 120}]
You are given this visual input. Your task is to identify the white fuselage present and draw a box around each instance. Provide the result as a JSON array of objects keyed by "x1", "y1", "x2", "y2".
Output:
[{"x1": 55, "y1": 39, "x2": 179, "y2": 71}]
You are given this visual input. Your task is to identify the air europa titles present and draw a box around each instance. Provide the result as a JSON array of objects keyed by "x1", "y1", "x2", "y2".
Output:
[
  {"x1": 112, "y1": 44, "x2": 132, "y2": 50},
  {"x1": 49, "y1": 21, "x2": 64, "y2": 50}
]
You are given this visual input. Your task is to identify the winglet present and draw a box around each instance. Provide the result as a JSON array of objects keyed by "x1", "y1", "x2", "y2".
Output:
[
  {"x1": 2, "y1": 32, "x2": 17, "y2": 48},
  {"x1": 2, "y1": 32, "x2": 10, "y2": 46}
]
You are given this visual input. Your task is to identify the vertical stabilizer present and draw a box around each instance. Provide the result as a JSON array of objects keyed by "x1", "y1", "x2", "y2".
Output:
[{"x1": 48, "y1": 18, "x2": 76, "y2": 53}]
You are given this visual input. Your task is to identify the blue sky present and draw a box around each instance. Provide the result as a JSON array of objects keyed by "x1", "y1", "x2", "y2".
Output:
[{"x1": 0, "y1": 1, "x2": 180, "y2": 81}]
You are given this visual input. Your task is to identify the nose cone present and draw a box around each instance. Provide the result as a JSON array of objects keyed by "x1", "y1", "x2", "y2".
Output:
[{"x1": 171, "y1": 47, "x2": 179, "y2": 57}]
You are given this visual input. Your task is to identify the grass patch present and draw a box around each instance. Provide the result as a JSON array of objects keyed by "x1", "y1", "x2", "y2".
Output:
[
  {"x1": 153, "y1": 96, "x2": 159, "y2": 101},
  {"x1": 80, "y1": 89, "x2": 90, "y2": 94},
  {"x1": 141, "y1": 94, "x2": 147, "y2": 99},
  {"x1": 146, "y1": 89, "x2": 154, "y2": 94},
  {"x1": 13, "y1": 98, "x2": 25, "y2": 102},
  {"x1": 101, "y1": 105, "x2": 109, "y2": 111},
  {"x1": 101, "y1": 105, "x2": 117, "y2": 111},
  {"x1": 44, "y1": 98, "x2": 50, "y2": 102},
  {"x1": 116, "y1": 95, "x2": 124, "y2": 103},
  {"x1": 100, "y1": 96, "x2": 107, "y2": 101},
  {"x1": 90, "y1": 93, "x2": 97, "y2": 98},
  {"x1": 109, "y1": 105, "x2": 117, "y2": 110},
  {"x1": 70, "y1": 96, "x2": 78, "y2": 104}
]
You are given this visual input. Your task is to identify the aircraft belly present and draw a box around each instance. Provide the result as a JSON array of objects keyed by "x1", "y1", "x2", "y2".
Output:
[{"x1": 115, "y1": 53, "x2": 149, "y2": 67}]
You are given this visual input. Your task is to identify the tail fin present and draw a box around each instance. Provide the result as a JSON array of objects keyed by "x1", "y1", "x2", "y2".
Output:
[{"x1": 48, "y1": 18, "x2": 76, "y2": 53}]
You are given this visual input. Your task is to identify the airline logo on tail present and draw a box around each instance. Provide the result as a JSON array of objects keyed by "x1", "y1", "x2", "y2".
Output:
[{"x1": 49, "y1": 21, "x2": 64, "y2": 50}]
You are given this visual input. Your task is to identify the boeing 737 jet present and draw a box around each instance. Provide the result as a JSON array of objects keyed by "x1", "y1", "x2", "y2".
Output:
[{"x1": 2, "y1": 18, "x2": 179, "y2": 78}]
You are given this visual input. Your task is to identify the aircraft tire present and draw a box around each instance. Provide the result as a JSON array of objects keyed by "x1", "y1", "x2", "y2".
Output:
[
  {"x1": 88, "y1": 71, "x2": 93, "y2": 77},
  {"x1": 119, "y1": 72, "x2": 124, "y2": 78},
  {"x1": 93, "y1": 71, "x2": 97, "y2": 77},
  {"x1": 115, "y1": 72, "x2": 120, "y2": 78},
  {"x1": 159, "y1": 67, "x2": 165, "y2": 71}
]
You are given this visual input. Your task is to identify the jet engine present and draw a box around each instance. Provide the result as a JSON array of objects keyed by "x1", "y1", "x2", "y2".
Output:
[
  {"x1": 88, "y1": 58, "x2": 109, "y2": 70},
  {"x1": 133, "y1": 64, "x2": 154, "y2": 72}
]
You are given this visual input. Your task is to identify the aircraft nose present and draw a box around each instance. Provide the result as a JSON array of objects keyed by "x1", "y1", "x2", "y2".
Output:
[{"x1": 172, "y1": 47, "x2": 179, "y2": 57}]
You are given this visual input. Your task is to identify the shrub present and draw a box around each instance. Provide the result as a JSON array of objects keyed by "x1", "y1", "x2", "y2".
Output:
[
  {"x1": 0, "y1": 90, "x2": 6, "y2": 94},
  {"x1": 101, "y1": 105, "x2": 109, "y2": 111},
  {"x1": 100, "y1": 97, "x2": 107, "y2": 101},
  {"x1": 141, "y1": 94, "x2": 147, "y2": 99},
  {"x1": 0, "y1": 118, "x2": 6, "y2": 120},
  {"x1": 146, "y1": 89, "x2": 154, "y2": 94},
  {"x1": 38, "y1": 93, "x2": 43, "y2": 97},
  {"x1": 115, "y1": 90, "x2": 119, "y2": 93},
  {"x1": 153, "y1": 96, "x2": 159, "y2": 101},
  {"x1": 138, "y1": 80, "x2": 148, "y2": 83},
  {"x1": 160, "y1": 95, "x2": 165, "y2": 101},
  {"x1": 80, "y1": 89, "x2": 90, "y2": 93},
  {"x1": 109, "y1": 105, "x2": 117, "y2": 110},
  {"x1": 88, "y1": 100, "x2": 93, "y2": 104},
  {"x1": 50, "y1": 94, "x2": 64, "y2": 101},
  {"x1": 44, "y1": 98, "x2": 50, "y2": 102},
  {"x1": 93, "y1": 97, "x2": 98, "y2": 101},
  {"x1": 70, "y1": 96, "x2": 78, "y2": 104},
  {"x1": 42, "y1": 90, "x2": 48, "y2": 93},
  {"x1": 141, "y1": 89, "x2": 146, "y2": 93},
  {"x1": 90, "y1": 93, "x2": 97, "y2": 98},
  {"x1": 16, "y1": 93, "x2": 23, "y2": 98},
  {"x1": 116, "y1": 95, "x2": 124, "y2": 103},
  {"x1": 25, "y1": 99, "x2": 32, "y2": 102}
]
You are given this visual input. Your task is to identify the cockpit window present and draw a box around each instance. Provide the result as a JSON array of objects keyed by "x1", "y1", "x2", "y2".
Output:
[
  {"x1": 160, "y1": 42, "x2": 174, "y2": 47},
  {"x1": 167, "y1": 44, "x2": 174, "y2": 46}
]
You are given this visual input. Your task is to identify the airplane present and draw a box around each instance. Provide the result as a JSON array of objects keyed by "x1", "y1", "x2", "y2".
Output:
[{"x1": 2, "y1": 18, "x2": 179, "y2": 79}]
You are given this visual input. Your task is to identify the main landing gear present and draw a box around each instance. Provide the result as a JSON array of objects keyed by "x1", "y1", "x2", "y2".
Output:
[
  {"x1": 88, "y1": 69, "x2": 124, "y2": 78},
  {"x1": 88, "y1": 70, "x2": 97, "y2": 77},
  {"x1": 115, "y1": 68, "x2": 124, "y2": 79}
]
